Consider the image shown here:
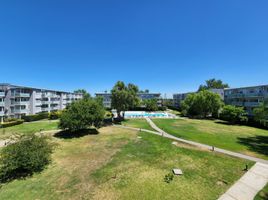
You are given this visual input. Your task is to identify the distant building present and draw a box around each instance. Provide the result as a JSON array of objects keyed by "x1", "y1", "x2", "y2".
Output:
[
  {"x1": 95, "y1": 92, "x2": 162, "y2": 108},
  {"x1": 0, "y1": 83, "x2": 83, "y2": 122},
  {"x1": 224, "y1": 85, "x2": 268, "y2": 115},
  {"x1": 173, "y1": 92, "x2": 194, "y2": 108},
  {"x1": 173, "y1": 89, "x2": 224, "y2": 108}
]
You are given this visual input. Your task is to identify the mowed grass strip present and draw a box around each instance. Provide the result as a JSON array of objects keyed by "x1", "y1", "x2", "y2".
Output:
[
  {"x1": 91, "y1": 131, "x2": 252, "y2": 200},
  {"x1": 0, "y1": 127, "x2": 137, "y2": 200},
  {"x1": 255, "y1": 183, "x2": 268, "y2": 200},
  {"x1": 121, "y1": 119, "x2": 155, "y2": 131},
  {"x1": 153, "y1": 118, "x2": 268, "y2": 160},
  {"x1": 0, "y1": 120, "x2": 59, "y2": 139}
]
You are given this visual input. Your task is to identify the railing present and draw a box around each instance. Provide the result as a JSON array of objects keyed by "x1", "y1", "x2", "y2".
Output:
[
  {"x1": 0, "y1": 92, "x2": 5, "y2": 97},
  {"x1": 11, "y1": 93, "x2": 30, "y2": 97},
  {"x1": 0, "y1": 102, "x2": 4, "y2": 107},
  {"x1": 13, "y1": 109, "x2": 28, "y2": 114},
  {"x1": 41, "y1": 108, "x2": 50, "y2": 112},
  {"x1": 0, "y1": 111, "x2": 4, "y2": 116},
  {"x1": 11, "y1": 101, "x2": 29, "y2": 105},
  {"x1": 244, "y1": 102, "x2": 260, "y2": 107}
]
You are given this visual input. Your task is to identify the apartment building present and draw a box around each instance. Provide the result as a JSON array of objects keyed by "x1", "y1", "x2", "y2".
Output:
[
  {"x1": 95, "y1": 92, "x2": 162, "y2": 108},
  {"x1": 173, "y1": 89, "x2": 224, "y2": 108},
  {"x1": 224, "y1": 85, "x2": 268, "y2": 115},
  {"x1": 0, "y1": 83, "x2": 83, "y2": 122}
]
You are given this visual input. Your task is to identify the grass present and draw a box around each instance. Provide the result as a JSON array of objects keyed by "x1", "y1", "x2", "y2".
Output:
[
  {"x1": 91, "y1": 130, "x2": 252, "y2": 200},
  {"x1": 255, "y1": 184, "x2": 268, "y2": 200},
  {"x1": 0, "y1": 120, "x2": 59, "y2": 139},
  {"x1": 152, "y1": 118, "x2": 268, "y2": 160},
  {"x1": 121, "y1": 119, "x2": 155, "y2": 131},
  {"x1": 0, "y1": 126, "x2": 252, "y2": 199}
]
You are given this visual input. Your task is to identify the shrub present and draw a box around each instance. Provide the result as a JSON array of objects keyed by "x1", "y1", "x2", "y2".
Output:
[
  {"x1": 220, "y1": 105, "x2": 248, "y2": 124},
  {"x1": 22, "y1": 112, "x2": 49, "y2": 122},
  {"x1": 59, "y1": 98, "x2": 105, "y2": 132},
  {"x1": 164, "y1": 173, "x2": 174, "y2": 183},
  {"x1": 0, "y1": 119, "x2": 24, "y2": 128},
  {"x1": 49, "y1": 111, "x2": 62, "y2": 120},
  {"x1": 0, "y1": 135, "x2": 55, "y2": 183}
]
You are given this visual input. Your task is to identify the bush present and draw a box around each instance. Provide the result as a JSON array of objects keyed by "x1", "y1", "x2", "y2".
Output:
[
  {"x1": 0, "y1": 119, "x2": 24, "y2": 128},
  {"x1": 49, "y1": 111, "x2": 62, "y2": 120},
  {"x1": 220, "y1": 105, "x2": 248, "y2": 124},
  {"x1": 0, "y1": 135, "x2": 55, "y2": 183},
  {"x1": 59, "y1": 98, "x2": 105, "y2": 132},
  {"x1": 22, "y1": 112, "x2": 49, "y2": 122},
  {"x1": 164, "y1": 173, "x2": 174, "y2": 183}
]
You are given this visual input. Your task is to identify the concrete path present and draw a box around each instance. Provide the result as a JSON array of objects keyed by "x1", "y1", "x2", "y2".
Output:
[
  {"x1": 145, "y1": 118, "x2": 268, "y2": 165},
  {"x1": 218, "y1": 162, "x2": 268, "y2": 200}
]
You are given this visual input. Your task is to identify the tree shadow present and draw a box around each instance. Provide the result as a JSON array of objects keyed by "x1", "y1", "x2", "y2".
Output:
[
  {"x1": 54, "y1": 128, "x2": 99, "y2": 139},
  {"x1": 237, "y1": 135, "x2": 268, "y2": 157}
]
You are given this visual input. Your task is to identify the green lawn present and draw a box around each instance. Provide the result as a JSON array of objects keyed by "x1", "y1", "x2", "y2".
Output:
[
  {"x1": 0, "y1": 120, "x2": 59, "y2": 139},
  {"x1": 121, "y1": 119, "x2": 155, "y2": 131},
  {"x1": 152, "y1": 118, "x2": 268, "y2": 160},
  {"x1": 255, "y1": 184, "x2": 268, "y2": 200},
  {"x1": 0, "y1": 126, "x2": 252, "y2": 200}
]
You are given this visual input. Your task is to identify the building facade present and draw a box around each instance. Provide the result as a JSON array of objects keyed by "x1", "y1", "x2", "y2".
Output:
[
  {"x1": 0, "y1": 83, "x2": 83, "y2": 122},
  {"x1": 95, "y1": 92, "x2": 162, "y2": 108},
  {"x1": 173, "y1": 89, "x2": 224, "y2": 108},
  {"x1": 224, "y1": 85, "x2": 268, "y2": 115}
]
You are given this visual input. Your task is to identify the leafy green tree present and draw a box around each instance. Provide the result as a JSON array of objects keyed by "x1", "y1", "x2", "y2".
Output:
[
  {"x1": 198, "y1": 78, "x2": 229, "y2": 91},
  {"x1": 181, "y1": 90, "x2": 223, "y2": 118},
  {"x1": 253, "y1": 99, "x2": 268, "y2": 127},
  {"x1": 144, "y1": 99, "x2": 158, "y2": 111},
  {"x1": 74, "y1": 89, "x2": 91, "y2": 99},
  {"x1": 0, "y1": 135, "x2": 54, "y2": 183},
  {"x1": 220, "y1": 105, "x2": 248, "y2": 124},
  {"x1": 111, "y1": 81, "x2": 139, "y2": 118},
  {"x1": 59, "y1": 98, "x2": 105, "y2": 132}
]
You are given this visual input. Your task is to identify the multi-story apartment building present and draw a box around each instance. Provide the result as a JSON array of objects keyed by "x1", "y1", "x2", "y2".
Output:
[
  {"x1": 224, "y1": 85, "x2": 268, "y2": 115},
  {"x1": 173, "y1": 92, "x2": 194, "y2": 108},
  {"x1": 95, "y1": 92, "x2": 162, "y2": 108},
  {"x1": 173, "y1": 89, "x2": 224, "y2": 108},
  {"x1": 0, "y1": 83, "x2": 83, "y2": 122}
]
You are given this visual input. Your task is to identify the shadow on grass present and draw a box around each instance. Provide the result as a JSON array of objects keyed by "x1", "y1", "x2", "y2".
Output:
[
  {"x1": 54, "y1": 128, "x2": 99, "y2": 139},
  {"x1": 237, "y1": 135, "x2": 268, "y2": 157}
]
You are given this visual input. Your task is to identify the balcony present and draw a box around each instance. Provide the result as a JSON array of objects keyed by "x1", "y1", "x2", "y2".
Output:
[
  {"x1": 12, "y1": 92, "x2": 31, "y2": 98},
  {"x1": 244, "y1": 102, "x2": 260, "y2": 107},
  {"x1": 11, "y1": 101, "x2": 29, "y2": 106},
  {"x1": 42, "y1": 101, "x2": 51, "y2": 104},
  {"x1": 0, "y1": 92, "x2": 5, "y2": 97},
  {"x1": 244, "y1": 93, "x2": 264, "y2": 98},
  {"x1": 13, "y1": 109, "x2": 28, "y2": 114},
  {"x1": 226, "y1": 93, "x2": 244, "y2": 98},
  {"x1": 41, "y1": 107, "x2": 50, "y2": 112},
  {"x1": 0, "y1": 102, "x2": 4, "y2": 107}
]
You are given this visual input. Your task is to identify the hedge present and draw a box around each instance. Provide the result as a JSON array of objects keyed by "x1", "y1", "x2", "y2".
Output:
[
  {"x1": 22, "y1": 112, "x2": 49, "y2": 122},
  {"x1": 0, "y1": 119, "x2": 24, "y2": 128}
]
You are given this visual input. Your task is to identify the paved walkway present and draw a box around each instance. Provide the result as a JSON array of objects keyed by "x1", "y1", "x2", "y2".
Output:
[{"x1": 218, "y1": 162, "x2": 268, "y2": 200}]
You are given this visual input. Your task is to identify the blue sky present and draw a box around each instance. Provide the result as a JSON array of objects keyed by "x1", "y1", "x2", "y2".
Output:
[{"x1": 0, "y1": 0, "x2": 268, "y2": 97}]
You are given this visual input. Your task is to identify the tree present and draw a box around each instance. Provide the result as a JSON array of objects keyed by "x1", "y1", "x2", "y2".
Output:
[
  {"x1": 220, "y1": 105, "x2": 248, "y2": 124},
  {"x1": 74, "y1": 89, "x2": 91, "y2": 99},
  {"x1": 0, "y1": 135, "x2": 54, "y2": 183},
  {"x1": 144, "y1": 99, "x2": 158, "y2": 111},
  {"x1": 198, "y1": 78, "x2": 229, "y2": 91},
  {"x1": 59, "y1": 98, "x2": 105, "y2": 132},
  {"x1": 253, "y1": 99, "x2": 268, "y2": 127},
  {"x1": 181, "y1": 90, "x2": 223, "y2": 118},
  {"x1": 111, "y1": 81, "x2": 139, "y2": 118}
]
